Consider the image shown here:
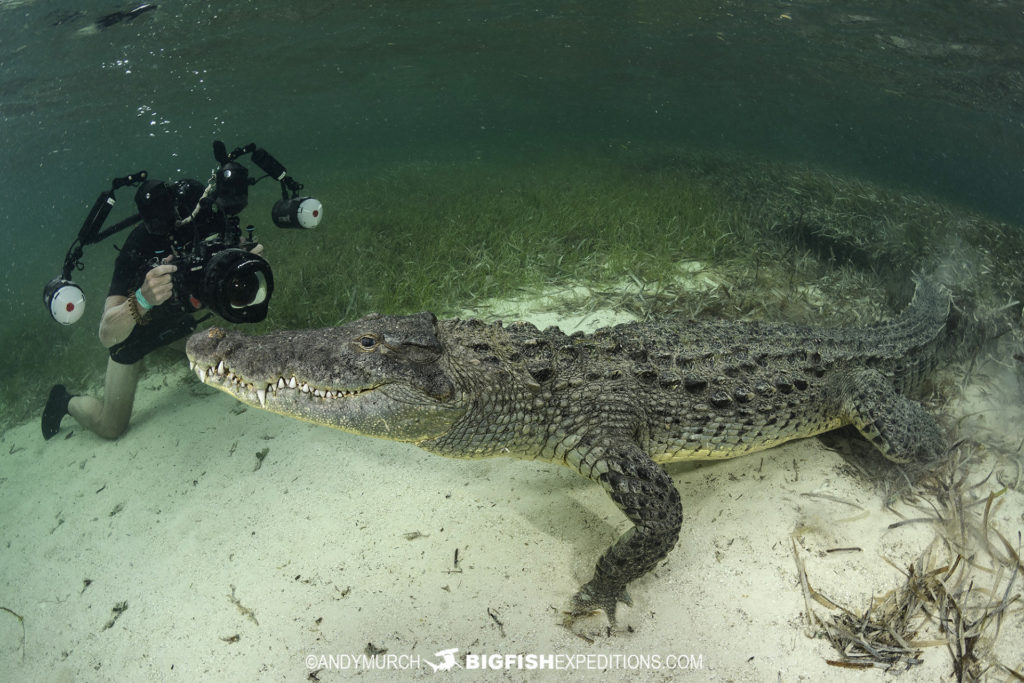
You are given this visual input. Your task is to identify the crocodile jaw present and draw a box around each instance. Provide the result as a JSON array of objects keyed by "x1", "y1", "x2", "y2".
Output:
[{"x1": 185, "y1": 320, "x2": 466, "y2": 443}]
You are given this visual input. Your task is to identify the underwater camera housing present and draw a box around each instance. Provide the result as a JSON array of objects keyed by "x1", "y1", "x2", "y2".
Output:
[
  {"x1": 45, "y1": 141, "x2": 321, "y2": 325},
  {"x1": 157, "y1": 226, "x2": 274, "y2": 324}
]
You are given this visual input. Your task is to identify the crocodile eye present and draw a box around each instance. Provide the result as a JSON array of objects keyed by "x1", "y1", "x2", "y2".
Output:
[{"x1": 356, "y1": 334, "x2": 379, "y2": 351}]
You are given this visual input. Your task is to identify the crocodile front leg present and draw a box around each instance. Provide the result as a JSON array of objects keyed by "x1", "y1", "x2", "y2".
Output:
[{"x1": 564, "y1": 437, "x2": 682, "y2": 629}]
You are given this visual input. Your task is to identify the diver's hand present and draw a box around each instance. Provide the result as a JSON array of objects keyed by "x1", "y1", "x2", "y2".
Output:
[
  {"x1": 140, "y1": 257, "x2": 177, "y2": 306},
  {"x1": 248, "y1": 242, "x2": 265, "y2": 257}
]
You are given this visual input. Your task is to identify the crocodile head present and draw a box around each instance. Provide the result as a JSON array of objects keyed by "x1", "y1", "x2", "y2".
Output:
[{"x1": 185, "y1": 312, "x2": 467, "y2": 443}]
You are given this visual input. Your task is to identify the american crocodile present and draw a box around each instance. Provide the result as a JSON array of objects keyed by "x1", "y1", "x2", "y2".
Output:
[{"x1": 185, "y1": 278, "x2": 949, "y2": 627}]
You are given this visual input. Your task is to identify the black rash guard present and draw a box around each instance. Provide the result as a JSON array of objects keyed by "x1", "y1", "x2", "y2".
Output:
[{"x1": 106, "y1": 223, "x2": 216, "y2": 365}]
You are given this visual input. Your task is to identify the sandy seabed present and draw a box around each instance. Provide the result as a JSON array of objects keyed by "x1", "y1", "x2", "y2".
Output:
[{"x1": 1, "y1": 306, "x2": 1022, "y2": 682}]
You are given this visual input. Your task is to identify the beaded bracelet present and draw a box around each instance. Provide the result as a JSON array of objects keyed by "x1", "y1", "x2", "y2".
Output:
[{"x1": 127, "y1": 292, "x2": 149, "y2": 326}]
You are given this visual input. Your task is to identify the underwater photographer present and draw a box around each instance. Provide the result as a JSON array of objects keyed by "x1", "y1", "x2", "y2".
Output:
[{"x1": 41, "y1": 141, "x2": 322, "y2": 440}]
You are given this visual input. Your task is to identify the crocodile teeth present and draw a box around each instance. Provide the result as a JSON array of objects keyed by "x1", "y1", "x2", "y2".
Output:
[
  {"x1": 196, "y1": 366, "x2": 208, "y2": 383},
  {"x1": 277, "y1": 378, "x2": 286, "y2": 390},
  {"x1": 256, "y1": 388, "x2": 267, "y2": 407},
  {"x1": 301, "y1": 383, "x2": 310, "y2": 393},
  {"x1": 288, "y1": 376, "x2": 297, "y2": 389},
  {"x1": 217, "y1": 361, "x2": 226, "y2": 376},
  {"x1": 189, "y1": 360, "x2": 196, "y2": 371}
]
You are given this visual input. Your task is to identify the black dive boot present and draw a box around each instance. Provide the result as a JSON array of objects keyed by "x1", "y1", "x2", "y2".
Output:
[{"x1": 42, "y1": 384, "x2": 73, "y2": 440}]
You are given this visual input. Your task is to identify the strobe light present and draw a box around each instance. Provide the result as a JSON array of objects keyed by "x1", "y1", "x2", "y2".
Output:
[
  {"x1": 44, "y1": 277, "x2": 86, "y2": 325},
  {"x1": 271, "y1": 197, "x2": 322, "y2": 229}
]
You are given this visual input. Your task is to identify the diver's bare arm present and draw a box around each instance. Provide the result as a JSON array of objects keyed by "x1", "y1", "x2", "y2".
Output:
[
  {"x1": 98, "y1": 295, "x2": 136, "y2": 348},
  {"x1": 98, "y1": 262, "x2": 178, "y2": 348}
]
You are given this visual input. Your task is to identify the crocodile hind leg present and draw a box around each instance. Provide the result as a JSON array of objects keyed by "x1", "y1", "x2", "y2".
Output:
[
  {"x1": 564, "y1": 438, "x2": 682, "y2": 629},
  {"x1": 833, "y1": 368, "x2": 946, "y2": 463}
]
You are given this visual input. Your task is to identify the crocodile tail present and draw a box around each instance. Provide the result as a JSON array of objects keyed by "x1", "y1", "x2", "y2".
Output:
[
  {"x1": 890, "y1": 275, "x2": 950, "y2": 351},
  {"x1": 939, "y1": 275, "x2": 1022, "y2": 364},
  {"x1": 907, "y1": 274, "x2": 951, "y2": 340},
  {"x1": 874, "y1": 276, "x2": 951, "y2": 394},
  {"x1": 898, "y1": 272, "x2": 1022, "y2": 385}
]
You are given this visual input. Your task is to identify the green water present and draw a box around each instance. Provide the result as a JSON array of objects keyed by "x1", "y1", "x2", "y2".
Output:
[{"x1": 1, "y1": 0, "x2": 1022, "y2": 426}]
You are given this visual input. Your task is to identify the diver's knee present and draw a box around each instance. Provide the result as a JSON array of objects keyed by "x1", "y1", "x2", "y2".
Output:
[{"x1": 94, "y1": 418, "x2": 130, "y2": 440}]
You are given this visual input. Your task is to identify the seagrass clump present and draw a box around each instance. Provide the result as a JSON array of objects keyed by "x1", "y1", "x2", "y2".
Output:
[{"x1": 793, "y1": 444, "x2": 1023, "y2": 680}]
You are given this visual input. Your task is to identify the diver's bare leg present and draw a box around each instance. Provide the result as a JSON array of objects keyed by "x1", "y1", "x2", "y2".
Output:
[{"x1": 68, "y1": 357, "x2": 144, "y2": 439}]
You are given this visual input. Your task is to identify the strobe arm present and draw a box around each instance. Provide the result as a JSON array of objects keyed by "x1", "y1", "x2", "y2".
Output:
[
  {"x1": 77, "y1": 170, "x2": 148, "y2": 245},
  {"x1": 252, "y1": 148, "x2": 305, "y2": 199}
]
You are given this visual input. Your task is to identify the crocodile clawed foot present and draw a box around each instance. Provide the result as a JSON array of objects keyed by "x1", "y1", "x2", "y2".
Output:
[{"x1": 562, "y1": 584, "x2": 632, "y2": 634}]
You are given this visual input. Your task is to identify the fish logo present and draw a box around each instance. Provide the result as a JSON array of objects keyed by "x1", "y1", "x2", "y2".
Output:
[{"x1": 425, "y1": 648, "x2": 462, "y2": 672}]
